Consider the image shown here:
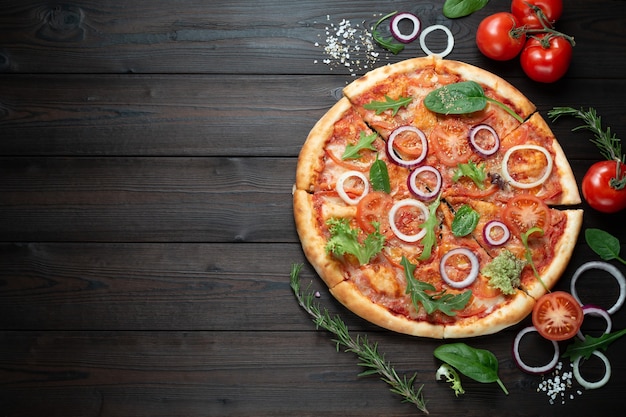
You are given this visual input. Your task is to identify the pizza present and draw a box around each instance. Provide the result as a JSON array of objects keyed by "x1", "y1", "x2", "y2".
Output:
[{"x1": 293, "y1": 56, "x2": 583, "y2": 338}]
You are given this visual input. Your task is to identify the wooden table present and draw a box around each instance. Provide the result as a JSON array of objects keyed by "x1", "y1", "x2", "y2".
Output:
[{"x1": 1, "y1": 1, "x2": 625, "y2": 416}]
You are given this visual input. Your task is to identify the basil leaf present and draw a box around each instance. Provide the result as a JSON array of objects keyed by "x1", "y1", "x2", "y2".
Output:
[
  {"x1": 424, "y1": 81, "x2": 487, "y2": 115},
  {"x1": 443, "y1": 0, "x2": 490, "y2": 19},
  {"x1": 370, "y1": 156, "x2": 391, "y2": 193},
  {"x1": 585, "y1": 228, "x2": 622, "y2": 261},
  {"x1": 452, "y1": 204, "x2": 479, "y2": 237},
  {"x1": 434, "y1": 343, "x2": 509, "y2": 395}
]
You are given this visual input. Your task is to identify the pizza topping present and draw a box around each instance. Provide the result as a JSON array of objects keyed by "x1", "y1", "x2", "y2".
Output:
[
  {"x1": 387, "y1": 125, "x2": 428, "y2": 167},
  {"x1": 501, "y1": 144, "x2": 554, "y2": 189},
  {"x1": 439, "y1": 248, "x2": 480, "y2": 289},
  {"x1": 453, "y1": 161, "x2": 488, "y2": 189},
  {"x1": 342, "y1": 131, "x2": 378, "y2": 160},
  {"x1": 570, "y1": 261, "x2": 626, "y2": 315},
  {"x1": 419, "y1": 24, "x2": 455, "y2": 58},
  {"x1": 389, "y1": 12, "x2": 421, "y2": 44},
  {"x1": 469, "y1": 124, "x2": 500, "y2": 156},
  {"x1": 576, "y1": 305, "x2": 612, "y2": 341},
  {"x1": 408, "y1": 165, "x2": 442, "y2": 200},
  {"x1": 325, "y1": 217, "x2": 385, "y2": 265},
  {"x1": 336, "y1": 170, "x2": 369, "y2": 205},
  {"x1": 388, "y1": 199, "x2": 429, "y2": 242},
  {"x1": 417, "y1": 194, "x2": 442, "y2": 261},
  {"x1": 483, "y1": 220, "x2": 511, "y2": 246},
  {"x1": 503, "y1": 195, "x2": 551, "y2": 236},
  {"x1": 369, "y1": 157, "x2": 391, "y2": 193},
  {"x1": 513, "y1": 326, "x2": 560, "y2": 374},
  {"x1": 532, "y1": 291, "x2": 584, "y2": 341},
  {"x1": 481, "y1": 249, "x2": 524, "y2": 295},
  {"x1": 363, "y1": 94, "x2": 413, "y2": 116},
  {"x1": 356, "y1": 191, "x2": 394, "y2": 237},
  {"x1": 572, "y1": 350, "x2": 611, "y2": 390},
  {"x1": 451, "y1": 205, "x2": 479, "y2": 237}
]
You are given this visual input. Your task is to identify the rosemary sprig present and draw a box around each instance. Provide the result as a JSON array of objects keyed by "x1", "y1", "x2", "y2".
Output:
[{"x1": 290, "y1": 264, "x2": 429, "y2": 414}]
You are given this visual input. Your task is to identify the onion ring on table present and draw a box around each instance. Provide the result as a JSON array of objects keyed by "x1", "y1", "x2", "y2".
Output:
[
  {"x1": 577, "y1": 305, "x2": 612, "y2": 341},
  {"x1": 512, "y1": 326, "x2": 559, "y2": 374},
  {"x1": 389, "y1": 12, "x2": 421, "y2": 44},
  {"x1": 388, "y1": 199, "x2": 429, "y2": 243},
  {"x1": 501, "y1": 144, "x2": 553, "y2": 189},
  {"x1": 407, "y1": 165, "x2": 442, "y2": 201},
  {"x1": 573, "y1": 350, "x2": 611, "y2": 390},
  {"x1": 570, "y1": 261, "x2": 626, "y2": 315},
  {"x1": 439, "y1": 247, "x2": 479, "y2": 289},
  {"x1": 336, "y1": 170, "x2": 369, "y2": 205},
  {"x1": 386, "y1": 126, "x2": 428, "y2": 168},
  {"x1": 419, "y1": 24, "x2": 454, "y2": 58}
]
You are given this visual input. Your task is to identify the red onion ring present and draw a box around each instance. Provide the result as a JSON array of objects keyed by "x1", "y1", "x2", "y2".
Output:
[
  {"x1": 386, "y1": 126, "x2": 428, "y2": 168},
  {"x1": 577, "y1": 305, "x2": 612, "y2": 341},
  {"x1": 389, "y1": 12, "x2": 421, "y2": 44},
  {"x1": 571, "y1": 261, "x2": 626, "y2": 315},
  {"x1": 388, "y1": 199, "x2": 429, "y2": 242},
  {"x1": 407, "y1": 165, "x2": 442, "y2": 201},
  {"x1": 469, "y1": 124, "x2": 500, "y2": 157},
  {"x1": 512, "y1": 326, "x2": 559, "y2": 375},
  {"x1": 482, "y1": 220, "x2": 510, "y2": 246},
  {"x1": 573, "y1": 350, "x2": 611, "y2": 390},
  {"x1": 439, "y1": 248, "x2": 479, "y2": 289}
]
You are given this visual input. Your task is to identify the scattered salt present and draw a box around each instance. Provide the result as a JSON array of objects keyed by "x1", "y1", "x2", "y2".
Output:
[{"x1": 536, "y1": 361, "x2": 583, "y2": 405}]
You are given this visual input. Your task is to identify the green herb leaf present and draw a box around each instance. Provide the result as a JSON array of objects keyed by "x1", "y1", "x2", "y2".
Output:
[
  {"x1": 585, "y1": 228, "x2": 626, "y2": 265},
  {"x1": 371, "y1": 11, "x2": 405, "y2": 55},
  {"x1": 343, "y1": 131, "x2": 378, "y2": 160},
  {"x1": 401, "y1": 256, "x2": 472, "y2": 316},
  {"x1": 418, "y1": 193, "x2": 442, "y2": 261},
  {"x1": 562, "y1": 328, "x2": 626, "y2": 362},
  {"x1": 434, "y1": 343, "x2": 509, "y2": 395},
  {"x1": 425, "y1": 81, "x2": 523, "y2": 123},
  {"x1": 451, "y1": 204, "x2": 480, "y2": 237},
  {"x1": 443, "y1": 0, "x2": 489, "y2": 18},
  {"x1": 370, "y1": 156, "x2": 391, "y2": 193},
  {"x1": 364, "y1": 95, "x2": 413, "y2": 116},
  {"x1": 452, "y1": 161, "x2": 488, "y2": 189},
  {"x1": 521, "y1": 226, "x2": 549, "y2": 292},
  {"x1": 325, "y1": 218, "x2": 385, "y2": 265}
]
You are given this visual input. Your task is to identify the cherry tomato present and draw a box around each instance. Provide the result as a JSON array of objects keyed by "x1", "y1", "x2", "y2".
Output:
[
  {"x1": 520, "y1": 34, "x2": 572, "y2": 83},
  {"x1": 511, "y1": 0, "x2": 563, "y2": 30},
  {"x1": 502, "y1": 195, "x2": 551, "y2": 236},
  {"x1": 532, "y1": 291, "x2": 583, "y2": 341},
  {"x1": 356, "y1": 191, "x2": 394, "y2": 238},
  {"x1": 476, "y1": 12, "x2": 526, "y2": 61},
  {"x1": 581, "y1": 160, "x2": 626, "y2": 213}
]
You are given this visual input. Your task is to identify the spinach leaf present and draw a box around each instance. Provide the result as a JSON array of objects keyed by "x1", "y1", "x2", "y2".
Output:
[
  {"x1": 370, "y1": 156, "x2": 391, "y2": 193},
  {"x1": 585, "y1": 228, "x2": 626, "y2": 265},
  {"x1": 434, "y1": 343, "x2": 509, "y2": 395},
  {"x1": 563, "y1": 328, "x2": 626, "y2": 361},
  {"x1": 452, "y1": 204, "x2": 479, "y2": 237},
  {"x1": 443, "y1": 0, "x2": 489, "y2": 19}
]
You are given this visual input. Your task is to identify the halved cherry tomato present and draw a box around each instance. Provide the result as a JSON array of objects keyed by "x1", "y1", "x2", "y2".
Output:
[
  {"x1": 532, "y1": 291, "x2": 583, "y2": 341},
  {"x1": 476, "y1": 12, "x2": 526, "y2": 61},
  {"x1": 511, "y1": 0, "x2": 563, "y2": 30},
  {"x1": 502, "y1": 194, "x2": 551, "y2": 236},
  {"x1": 356, "y1": 191, "x2": 394, "y2": 237},
  {"x1": 581, "y1": 160, "x2": 626, "y2": 213},
  {"x1": 520, "y1": 34, "x2": 572, "y2": 83}
]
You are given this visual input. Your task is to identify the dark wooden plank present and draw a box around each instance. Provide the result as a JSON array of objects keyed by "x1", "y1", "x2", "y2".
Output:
[
  {"x1": 0, "y1": 75, "x2": 624, "y2": 158},
  {"x1": 0, "y1": 0, "x2": 623, "y2": 78}
]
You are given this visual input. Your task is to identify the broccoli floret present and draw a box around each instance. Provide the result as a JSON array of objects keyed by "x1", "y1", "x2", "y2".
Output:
[
  {"x1": 436, "y1": 363, "x2": 465, "y2": 396},
  {"x1": 482, "y1": 249, "x2": 526, "y2": 295}
]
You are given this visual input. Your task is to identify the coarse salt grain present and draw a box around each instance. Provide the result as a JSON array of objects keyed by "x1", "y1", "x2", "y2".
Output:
[{"x1": 537, "y1": 361, "x2": 583, "y2": 405}]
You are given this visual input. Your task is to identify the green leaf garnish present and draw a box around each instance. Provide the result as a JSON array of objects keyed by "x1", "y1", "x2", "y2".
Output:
[
  {"x1": 451, "y1": 204, "x2": 479, "y2": 237},
  {"x1": 371, "y1": 11, "x2": 405, "y2": 55},
  {"x1": 418, "y1": 193, "x2": 442, "y2": 261},
  {"x1": 342, "y1": 131, "x2": 378, "y2": 160},
  {"x1": 563, "y1": 328, "x2": 626, "y2": 362},
  {"x1": 363, "y1": 95, "x2": 413, "y2": 116},
  {"x1": 443, "y1": 0, "x2": 490, "y2": 19},
  {"x1": 585, "y1": 228, "x2": 626, "y2": 265},
  {"x1": 452, "y1": 161, "x2": 488, "y2": 189},
  {"x1": 370, "y1": 155, "x2": 391, "y2": 193},
  {"x1": 521, "y1": 226, "x2": 548, "y2": 292},
  {"x1": 325, "y1": 218, "x2": 385, "y2": 265}
]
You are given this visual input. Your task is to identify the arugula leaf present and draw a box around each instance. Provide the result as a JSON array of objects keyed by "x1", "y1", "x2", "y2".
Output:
[
  {"x1": 343, "y1": 131, "x2": 378, "y2": 160},
  {"x1": 370, "y1": 156, "x2": 391, "y2": 193},
  {"x1": 401, "y1": 256, "x2": 472, "y2": 316},
  {"x1": 521, "y1": 227, "x2": 549, "y2": 292},
  {"x1": 364, "y1": 95, "x2": 413, "y2": 116},
  {"x1": 563, "y1": 328, "x2": 626, "y2": 361},
  {"x1": 325, "y1": 218, "x2": 385, "y2": 265},
  {"x1": 451, "y1": 204, "x2": 479, "y2": 237},
  {"x1": 424, "y1": 81, "x2": 523, "y2": 123},
  {"x1": 452, "y1": 161, "x2": 488, "y2": 189},
  {"x1": 434, "y1": 343, "x2": 509, "y2": 395},
  {"x1": 418, "y1": 194, "x2": 441, "y2": 261},
  {"x1": 371, "y1": 11, "x2": 405, "y2": 55},
  {"x1": 585, "y1": 228, "x2": 626, "y2": 265},
  {"x1": 443, "y1": 0, "x2": 490, "y2": 19}
]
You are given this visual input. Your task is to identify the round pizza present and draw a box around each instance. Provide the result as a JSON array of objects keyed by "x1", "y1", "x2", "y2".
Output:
[{"x1": 293, "y1": 56, "x2": 583, "y2": 338}]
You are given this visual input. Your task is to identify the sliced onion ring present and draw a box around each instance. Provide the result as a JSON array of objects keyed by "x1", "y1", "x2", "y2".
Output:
[
  {"x1": 407, "y1": 165, "x2": 442, "y2": 201},
  {"x1": 419, "y1": 24, "x2": 454, "y2": 58},
  {"x1": 469, "y1": 124, "x2": 500, "y2": 156},
  {"x1": 336, "y1": 170, "x2": 369, "y2": 205},
  {"x1": 387, "y1": 126, "x2": 428, "y2": 168},
  {"x1": 573, "y1": 350, "x2": 611, "y2": 390},
  {"x1": 577, "y1": 305, "x2": 612, "y2": 341},
  {"x1": 390, "y1": 12, "x2": 421, "y2": 44},
  {"x1": 501, "y1": 144, "x2": 553, "y2": 189},
  {"x1": 388, "y1": 199, "x2": 429, "y2": 242},
  {"x1": 439, "y1": 248, "x2": 479, "y2": 289},
  {"x1": 513, "y1": 326, "x2": 559, "y2": 374},
  {"x1": 483, "y1": 220, "x2": 510, "y2": 246},
  {"x1": 571, "y1": 261, "x2": 626, "y2": 315}
]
